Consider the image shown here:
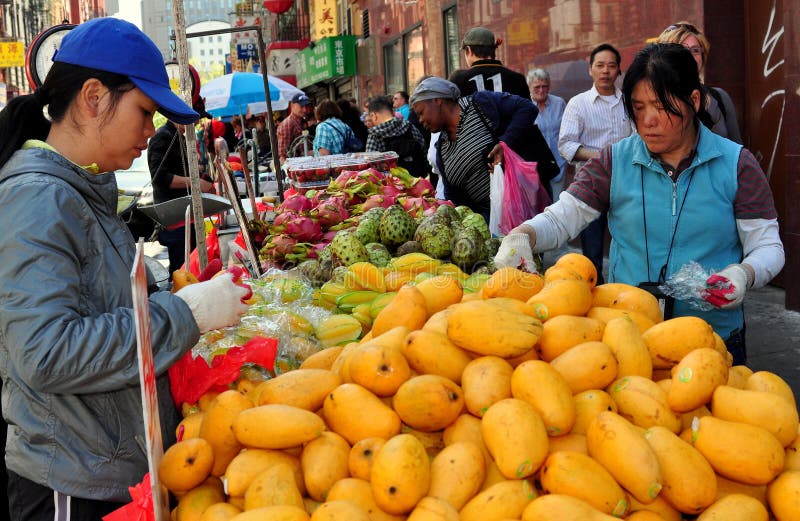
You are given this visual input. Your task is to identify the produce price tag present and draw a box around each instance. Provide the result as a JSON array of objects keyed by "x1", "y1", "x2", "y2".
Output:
[{"x1": 130, "y1": 239, "x2": 170, "y2": 521}]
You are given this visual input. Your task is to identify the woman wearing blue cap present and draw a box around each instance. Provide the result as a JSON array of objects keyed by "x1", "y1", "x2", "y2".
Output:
[{"x1": 0, "y1": 18, "x2": 249, "y2": 520}]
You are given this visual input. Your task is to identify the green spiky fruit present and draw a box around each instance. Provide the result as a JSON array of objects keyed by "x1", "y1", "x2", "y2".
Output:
[
  {"x1": 419, "y1": 223, "x2": 452, "y2": 259},
  {"x1": 330, "y1": 231, "x2": 369, "y2": 267},
  {"x1": 462, "y1": 213, "x2": 490, "y2": 241},
  {"x1": 451, "y1": 226, "x2": 484, "y2": 272},
  {"x1": 355, "y1": 218, "x2": 380, "y2": 245},
  {"x1": 378, "y1": 205, "x2": 417, "y2": 249},
  {"x1": 365, "y1": 242, "x2": 392, "y2": 267}
]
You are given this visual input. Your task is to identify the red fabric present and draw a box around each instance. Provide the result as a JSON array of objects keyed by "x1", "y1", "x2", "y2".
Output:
[
  {"x1": 185, "y1": 228, "x2": 221, "y2": 277},
  {"x1": 168, "y1": 336, "x2": 278, "y2": 406},
  {"x1": 102, "y1": 473, "x2": 155, "y2": 521},
  {"x1": 211, "y1": 120, "x2": 226, "y2": 139}
]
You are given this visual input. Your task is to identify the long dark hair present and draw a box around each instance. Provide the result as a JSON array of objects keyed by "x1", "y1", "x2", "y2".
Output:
[
  {"x1": 622, "y1": 43, "x2": 712, "y2": 129},
  {"x1": 0, "y1": 62, "x2": 134, "y2": 169}
]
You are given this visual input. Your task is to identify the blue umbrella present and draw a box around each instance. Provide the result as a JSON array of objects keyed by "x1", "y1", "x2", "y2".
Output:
[{"x1": 201, "y1": 72, "x2": 280, "y2": 118}]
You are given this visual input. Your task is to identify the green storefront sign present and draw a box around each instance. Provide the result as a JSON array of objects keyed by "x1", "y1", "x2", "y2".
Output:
[{"x1": 296, "y1": 35, "x2": 357, "y2": 89}]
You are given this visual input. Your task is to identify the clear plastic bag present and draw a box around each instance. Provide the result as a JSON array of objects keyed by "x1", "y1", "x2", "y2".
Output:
[
  {"x1": 658, "y1": 261, "x2": 716, "y2": 311},
  {"x1": 500, "y1": 142, "x2": 552, "y2": 235},
  {"x1": 489, "y1": 163, "x2": 504, "y2": 237}
]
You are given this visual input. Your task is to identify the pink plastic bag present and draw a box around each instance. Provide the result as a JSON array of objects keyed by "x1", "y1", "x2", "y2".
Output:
[{"x1": 500, "y1": 142, "x2": 551, "y2": 235}]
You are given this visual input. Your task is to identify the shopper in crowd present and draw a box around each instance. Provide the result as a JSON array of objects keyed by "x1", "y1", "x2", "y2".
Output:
[
  {"x1": 393, "y1": 90, "x2": 411, "y2": 120},
  {"x1": 558, "y1": 43, "x2": 634, "y2": 284},
  {"x1": 148, "y1": 119, "x2": 216, "y2": 275},
  {"x1": 313, "y1": 99, "x2": 362, "y2": 156},
  {"x1": 529, "y1": 68, "x2": 567, "y2": 201},
  {"x1": 0, "y1": 18, "x2": 249, "y2": 520},
  {"x1": 450, "y1": 26, "x2": 530, "y2": 99},
  {"x1": 657, "y1": 20, "x2": 742, "y2": 143},
  {"x1": 277, "y1": 92, "x2": 313, "y2": 162},
  {"x1": 365, "y1": 95, "x2": 428, "y2": 177},
  {"x1": 496, "y1": 43, "x2": 783, "y2": 364},
  {"x1": 336, "y1": 98, "x2": 369, "y2": 149},
  {"x1": 410, "y1": 77, "x2": 539, "y2": 221}
]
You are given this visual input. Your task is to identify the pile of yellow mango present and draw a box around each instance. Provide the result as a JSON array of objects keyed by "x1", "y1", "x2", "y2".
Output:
[{"x1": 160, "y1": 253, "x2": 799, "y2": 521}]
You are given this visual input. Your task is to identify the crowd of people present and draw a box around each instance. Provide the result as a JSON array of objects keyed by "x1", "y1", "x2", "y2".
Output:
[{"x1": 0, "y1": 15, "x2": 786, "y2": 521}]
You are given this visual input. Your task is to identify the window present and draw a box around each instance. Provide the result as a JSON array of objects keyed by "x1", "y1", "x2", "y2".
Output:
[
  {"x1": 405, "y1": 25, "x2": 424, "y2": 91},
  {"x1": 384, "y1": 38, "x2": 403, "y2": 95},
  {"x1": 362, "y1": 9, "x2": 370, "y2": 38},
  {"x1": 443, "y1": 5, "x2": 459, "y2": 79},
  {"x1": 200, "y1": 49, "x2": 205, "y2": 56},
  {"x1": 384, "y1": 24, "x2": 425, "y2": 94}
]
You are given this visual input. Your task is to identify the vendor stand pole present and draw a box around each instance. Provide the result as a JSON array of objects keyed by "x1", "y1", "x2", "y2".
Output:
[
  {"x1": 237, "y1": 143, "x2": 259, "y2": 220},
  {"x1": 171, "y1": 0, "x2": 208, "y2": 270}
]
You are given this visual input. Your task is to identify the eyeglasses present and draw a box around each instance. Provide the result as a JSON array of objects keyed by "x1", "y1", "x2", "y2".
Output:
[
  {"x1": 664, "y1": 22, "x2": 700, "y2": 33},
  {"x1": 684, "y1": 45, "x2": 704, "y2": 56},
  {"x1": 531, "y1": 85, "x2": 550, "y2": 90}
]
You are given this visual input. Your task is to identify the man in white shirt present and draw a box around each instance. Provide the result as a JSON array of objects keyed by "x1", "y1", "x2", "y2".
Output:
[{"x1": 558, "y1": 43, "x2": 633, "y2": 282}]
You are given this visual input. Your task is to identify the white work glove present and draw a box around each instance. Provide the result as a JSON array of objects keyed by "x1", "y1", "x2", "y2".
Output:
[
  {"x1": 176, "y1": 273, "x2": 250, "y2": 333},
  {"x1": 702, "y1": 264, "x2": 752, "y2": 309},
  {"x1": 494, "y1": 233, "x2": 536, "y2": 272}
]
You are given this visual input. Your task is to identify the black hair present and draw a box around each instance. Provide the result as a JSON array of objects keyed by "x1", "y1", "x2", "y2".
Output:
[
  {"x1": 590, "y1": 43, "x2": 621, "y2": 66},
  {"x1": 394, "y1": 91, "x2": 410, "y2": 103},
  {"x1": 0, "y1": 62, "x2": 134, "y2": 169},
  {"x1": 622, "y1": 43, "x2": 712, "y2": 129},
  {"x1": 367, "y1": 95, "x2": 394, "y2": 114},
  {"x1": 464, "y1": 44, "x2": 496, "y2": 59}
]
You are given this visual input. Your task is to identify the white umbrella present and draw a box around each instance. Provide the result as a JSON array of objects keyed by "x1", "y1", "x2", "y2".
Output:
[{"x1": 200, "y1": 72, "x2": 303, "y2": 117}]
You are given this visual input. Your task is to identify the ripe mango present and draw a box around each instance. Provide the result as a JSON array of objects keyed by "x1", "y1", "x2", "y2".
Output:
[{"x1": 371, "y1": 434, "x2": 431, "y2": 514}]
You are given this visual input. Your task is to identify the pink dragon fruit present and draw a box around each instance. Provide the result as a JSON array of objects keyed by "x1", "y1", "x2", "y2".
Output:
[
  {"x1": 284, "y1": 215, "x2": 324, "y2": 242},
  {"x1": 322, "y1": 230, "x2": 339, "y2": 242},
  {"x1": 408, "y1": 177, "x2": 435, "y2": 198},
  {"x1": 357, "y1": 168, "x2": 386, "y2": 185},
  {"x1": 272, "y1": 211, "x2": 299, "y2": 229},
  {"x1": 362, "y1": 194, "x2": 396, "y2": 211},
  {"x1": 311, "y1": 195, "x2": 350, "y2": 228},
  {"x1": 399, "y1": 196, "x2": 425, "y2": 218},
  {"x1": 380, "y1": 183, "x2": 402, "y2": 198},
  {"x1": 262, "y1": 234, "x2": 298, "y2": 260},
  {"x1": 279, "y1": 193, "x2": 312, "y2": 213}
]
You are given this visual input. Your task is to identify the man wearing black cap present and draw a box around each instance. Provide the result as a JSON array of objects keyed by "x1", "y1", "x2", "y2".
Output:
[
  {"x1": 278, "y1": 92, "x2": 313, "y2": 162},
  {"x1": 449, "y1": 27, "x2": 530, "y2": 99}
]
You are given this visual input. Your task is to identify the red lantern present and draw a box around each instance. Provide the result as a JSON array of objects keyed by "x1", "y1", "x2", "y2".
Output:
[{"x1": 263, "y1": 0, "x2": 294, "y2": 14}]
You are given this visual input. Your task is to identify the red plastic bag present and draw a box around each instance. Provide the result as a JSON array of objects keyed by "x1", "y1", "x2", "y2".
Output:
[
  {"x1": 500, "y1": 142, "x2": 552, "y2": 235},
  {"x1": 167, "y1": 336, "x2": 278, "y2": 406},
  {"x1": 185, "y1": 227, "x2": 221, "y2": 277},
  {"x1": 102, "y1": 473, "x2": 156, "y2": 521}
]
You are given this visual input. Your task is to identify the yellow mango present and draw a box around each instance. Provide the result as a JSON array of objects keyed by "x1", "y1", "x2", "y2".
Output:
[
  {"x1": 481, "y1": 267, "x2": 545, "y2": 301},
  {"x1": 460, "y1": 479, "x2": 537, "y2": 521},
  {"x1": 403, "y1": 329, "x2": 472, "y2": 384},
  {"x1": 407, "y1": 496, "x2": 460, "y2": 521},
  {"x1": 785, "y1": 425, "x2": 800, "y2": 471},
  {"x1": 586, "y1": 306, "x2": 655, "y2": 334},
  {"x1": 691, "y1": 415, "x2": 784, "y2": 485},
  {"x1": 175, "y1": 481, "x2": 226, "y2": 521},
  {"x1": 586, "y1": 411, "x2": 662, "y2": 504},
  {"x1": 745, "y1": 370, "x2": 797, "y2": 408},
  {"x1": 392, "y1": 374, "x2": 464, "y2": 432},
  {"x1": 644, "y1": 426, "x2": 717, "y2": 514},
  {"x1": 726, "y1": 364, "x2": 754, "y2": 388},
  {"x1": 309, "y1": 501, "x2": 371, "y2": 521},
  {"x1": 415, "y1": 275, "x2": 464, "y2": 315},
  {"x1": 607, "y1": 375, "x2": 681, "y2": 432},
  {"x1": 348, "y1": 340, "x2": 412, "y2": 397},
  {"x1": 198, "y1": 503, "x2": 241, "y2": 521},
  {"x1": 229, "y1": 506, "x2": 309, "y2": 521},
  {"x1": 711, "y1": 385, "x2": 799, "y2": 447},
  {"x1": 521, "y1": 494, "x2": 618, "y2": 521},
  {"x1": 766, "y1": 470, "x2": 800, "y2": 521},
  {"x1": 547, "y1": 433, "x2": 588, "y2": 454},
  {"x1": 549, "y1": 341, "x2": 618, "y2": 394},
  {"x1": 233, "y1": 404, "x2": 325, "y2": 449},
  {"x1": 715, "y1": 474, "x2": 767, "y2": 506},
  {"x1": 641, "y1": 316, "x2": 716, "y2": 369},
  {"x1": 696, "y1": 494, "x2": 768, "y2": 521},
  {"x1": 536, "y1": 315, "x2": 605, "y2": 361},
  {"x1": 539, "y1": 451, "x2": 628, "y2": 516},
  {"x1": 443, "y1": 414, "x2": 491, "y2": 468},
  {"x1": 199, "y1": 390, "x2": 253, "y2": 476},
  {"x1": 627, "y1": 495, "x2": 682, "y2": 521},
  {"x1": 572, "y1": 389, "x2": 618, "y2": 435},
  {"x1": 299, "y1": 345, "x2": 344, "y2": 371},
  {"x1": 607, "y1": 287, "x2": 664, "y2": 324},
  {"x1": 244, "y1": 463, "x2": 305, "y2": 511},
  {"x1": 371, "y1": 284, "x2": 428, "y2": 336},
  {"x1": 225, "y1": 449, "x2": 304, "y2": 498},
  {"x1": 301, "y1": 431, "x2": 351, "y2": 502},
  {"x1": 347, "y1": 437, "x2": 385, "y2": 481},
  {"x1": 176, "y1": 412, "x2": 204, "y2": 441},
  {"x1": 511, "y1": 360, "x2": 575, "y2": 436},
  {"x1": 371, "y1": 433, "x2": 431, "y2": 515},
  {"x1": 591, "y1": 282, "x2": 642, "y2": 307},
  {"x1": 404, "y1": 426, "x2": 446, "y2": 459},
  {"x1": 422, "y1": 308, "x2": 451, "y2": 335},
  {"x1": 601, "y1": 315, "x2": 653, "y2": 378},
  {"x1": 667, "y1": 348, "x2": 728, "y2": 412},
  {"x1": 329, "y1": 342, "x2": 361, "y2": 383},
  {"x1": 323, "y1": 383, "x2": 401, "y2": 444},
  {"x1": 543, "y1": 264, "x2": 584, "y2": 284},
  {"x1": 159, "y1": 437, "x2": 214, "y2": 493},
  {"x1": 428, "y1": 441, "x2": 486, "y2": 510},
  {"x1": 326, "y1": 478, "x2": 406, "y2": 521},
  {"x1": 481, "y1": 399, "x2": 549, "y2": 479},
  {"x1": 254, "y1": 369, "x2": 341, "y2": 410},
  {"x1": 447, "y1": 300, "x2": 542, "y2": 358},
  {"x1": 460, "y1": 356, "x2": 513, "y2": 417},
  {"x1": 554, "y1": 252, "x2": 599, "y2": 288},
  {"x1": 526, "y1": 278, "x2": 593, "y2": 321}
]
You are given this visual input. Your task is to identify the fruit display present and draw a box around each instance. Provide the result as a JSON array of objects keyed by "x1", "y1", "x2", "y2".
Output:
[{"x1": 157, "y1": 252, "x2": 800, "y2": 521}]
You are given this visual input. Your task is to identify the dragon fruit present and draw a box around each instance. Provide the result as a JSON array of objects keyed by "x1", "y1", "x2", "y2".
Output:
[
  {"x1": 380, "y1": 183, "x2": 402, "y2": 198},
  {"x1": 311, "y1": 195, "x2": 350, "y2": 228},
  {"x1": 272, "y1": 211, "x2": 299, "y2": 229},
  {"x1": 280, "y1": 193, "x2": 312, "y2": 213},
  {"x1": 408, "y1": 177, "x2": 435, "y2": 198},
  {"x1": 362, "y1": 194, "x2": 396, "y2": 212},
  {"x1": 261, "y1": 234, "x2": 298, "y2": 260},
  {"x1": 283, "y1": 215, "x2": 323, "y2": 242},
  {"x1": 398, "y1": 196, "x2": 426, "y2": 218}
]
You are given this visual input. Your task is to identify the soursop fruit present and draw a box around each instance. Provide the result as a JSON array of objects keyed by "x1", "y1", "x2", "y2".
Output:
[
  {"x1": 414, "y1": 213, "x2": 450, "y2": 242},
  {"x1": 379, "y1": 205, "x2": 417, "y2": 249},
  {"x1": 330, "y1": 265, "x2": 349, "y2": 283},
  {"x1": 296, "y1": 259, "x2": 331, "y2": 288},
  {"x1": 419, "y1": 223, "x2": 452, "y2": 259},
  {"x1": 330, "y1": 230, "x2": 369, "y2": 266},
  {"x1": 365, "y1": 242, "x2": 392, "y2": 267},
  {"x1": 454, "y1": 205, "x2": 474, "y2": 220},
  {"x1": 484, "y1": 237, "x2": 501, "y2": 258},
  {"x1": 462, "y1": 213, "x2": 490, "y2": 241},
  {"x1": 355, "y1": 217, "x2": 380, "y2": 245},
  {"x1": 364, "y1": 206, "x2": 386, "y2": 221},
  {"x1": 451, "y1": 226, "x2": 484, "y2": 272},
  {"x1": 436, "y1": 204, "x2": 459, "y2": 223},
  {"x1": 396, "y1": 240, "x2": 424, "y2": 256},
  {"x1": 317, "y1": 243, "x2": 332, "y2": 264}
]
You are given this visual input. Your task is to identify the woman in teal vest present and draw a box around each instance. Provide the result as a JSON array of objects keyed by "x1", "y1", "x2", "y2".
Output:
[{"x1": 494, "y1": 43, "x2": 784, "y2": 364}]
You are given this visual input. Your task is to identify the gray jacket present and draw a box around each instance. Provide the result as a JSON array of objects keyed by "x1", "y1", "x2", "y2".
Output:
[{"x1": 0, "y1": 147, "x2": 200, "y2": 501}]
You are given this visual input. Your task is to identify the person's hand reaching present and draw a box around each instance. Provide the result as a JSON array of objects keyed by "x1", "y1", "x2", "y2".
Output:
[
  {"x1": 176, "y1": 273, "x2": 249, "y2": 333},
  {"x1": 702, "y1": 264, "x2": 752, "y2": 309},
  {"x1": 494, "y1": 232, "x2": 536, "y2": 272}
]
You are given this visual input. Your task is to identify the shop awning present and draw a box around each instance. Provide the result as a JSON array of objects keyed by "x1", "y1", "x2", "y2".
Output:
[{"x1": 296, "y1": 35, "x2": 357, "y2": 89}]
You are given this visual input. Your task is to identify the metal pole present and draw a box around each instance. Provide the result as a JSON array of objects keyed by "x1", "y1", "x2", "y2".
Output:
[
  {"x1": 171, "y1": 0, "x2": 208, "y2": 271},
  {"x1": 255, "y1": 28, "x2": 284, "y2": 201}
]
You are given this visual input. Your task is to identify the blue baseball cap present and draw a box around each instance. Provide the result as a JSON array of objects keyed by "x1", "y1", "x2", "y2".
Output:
[{"x1": 53, "y1": 18, "x2": 199, "y2": 124}]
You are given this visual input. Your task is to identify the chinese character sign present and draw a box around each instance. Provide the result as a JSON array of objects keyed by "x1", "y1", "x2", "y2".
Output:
[
  {"x1": 313, "y1": 0, "x2": 339, "y2": 40},
  {"x1": 0, "y1": 41, "x2": 25, "y2": 68}
]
